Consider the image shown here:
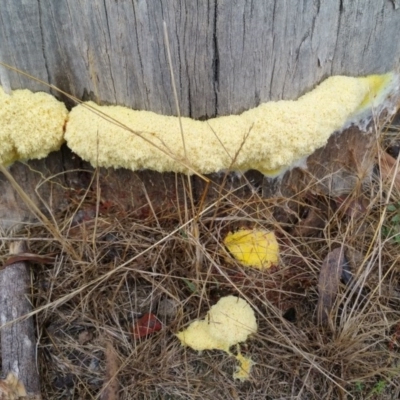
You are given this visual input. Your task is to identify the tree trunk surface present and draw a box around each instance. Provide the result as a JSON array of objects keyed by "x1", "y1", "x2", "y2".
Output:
[
  {"x1": 0, "y1": 1, "x2": 399, "y2": 231},
  {"x1": 1, "y1": 1, "x2": 399, "y2": 117}
]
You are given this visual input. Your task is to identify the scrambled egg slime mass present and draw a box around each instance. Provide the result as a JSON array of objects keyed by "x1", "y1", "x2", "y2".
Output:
[
  {"x1": 0, "y1": 87, "x2": 68, "y2": 165},
  {"x1": 65, "y1": 73, "x2": 398, "y2": 175},
  {"x1": 177, "y1": 296, "x2": 257, "y2": 381}
]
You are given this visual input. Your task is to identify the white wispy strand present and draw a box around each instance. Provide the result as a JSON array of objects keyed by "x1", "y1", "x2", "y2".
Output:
[{"x1": 0, "y1": 46, "x2": 12, "y2": 95}]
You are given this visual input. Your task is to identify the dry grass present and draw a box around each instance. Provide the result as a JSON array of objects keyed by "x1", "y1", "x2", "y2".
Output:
[
  {"x1": 1, "y1": 116, "x2": 400, "y2": 400},
  {"x1": 0, "y1": 56, "x2": 399, "y2": 398}
]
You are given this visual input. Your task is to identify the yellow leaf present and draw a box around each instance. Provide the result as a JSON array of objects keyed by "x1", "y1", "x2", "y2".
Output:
[{"x1": 224, "y1": 229, "x2": 279, "y2": 270}]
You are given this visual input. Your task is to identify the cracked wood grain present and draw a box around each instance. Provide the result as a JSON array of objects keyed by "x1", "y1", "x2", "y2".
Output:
[{"x1": 0, "y1": 0, "x2": 399, "y2": 118}]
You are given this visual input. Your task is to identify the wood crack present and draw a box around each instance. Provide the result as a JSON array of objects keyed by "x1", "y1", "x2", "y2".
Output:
[{"x1": 212, "y1": 0, "x2": 219, "y2": 116}]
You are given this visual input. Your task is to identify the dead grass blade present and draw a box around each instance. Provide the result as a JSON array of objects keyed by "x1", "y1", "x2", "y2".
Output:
[
  {"x1": 0, "y1": 164, "x2": 79, "y2": 259},
  {"x1": 99, "y1": 340, "x2": 120, "y2": 400},
  {"x1": 317, "y1": 247, "x2": 345, "y2": 327}
]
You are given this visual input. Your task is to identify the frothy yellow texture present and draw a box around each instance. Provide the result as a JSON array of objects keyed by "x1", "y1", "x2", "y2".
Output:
[
  {"x1": 0, "y1": 87, "x2": 67, "y2": 165},
  {"x1": 177, "y1": 296, "x2": 257, "y2": 381},
  {"x1": 1, "y1": 73, "x2": 394, "y2": 171},
  {"x1": 177, "y1": 296, "x2": 257, "y2": 352},
  {"x1": 65, "y1": 73, "x2": 396, "y2": 175}
]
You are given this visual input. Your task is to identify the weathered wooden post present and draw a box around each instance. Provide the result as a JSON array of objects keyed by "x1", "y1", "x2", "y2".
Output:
[{"x1": 0, "y1": 1, "x2": 400, "y2": 397}]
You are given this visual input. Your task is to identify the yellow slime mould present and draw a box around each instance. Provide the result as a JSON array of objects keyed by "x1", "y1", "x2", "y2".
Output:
[
  {"x1": 177, "y1": 295, "x2": 257, "y2": 381},
  {"x1": 1, "y1": 73, "x2": 396, "y2": 173},
  {"x1": 0, "y1": 87, "x2": 68, "y2": 166},
  {"x1": 65, "y1": 73, "x2": 398, "y2": 176}
]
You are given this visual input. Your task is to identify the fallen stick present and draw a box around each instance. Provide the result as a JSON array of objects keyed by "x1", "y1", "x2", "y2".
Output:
[{"x1": 0, "y1": 241, "x2": 41, "y2": 399}]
